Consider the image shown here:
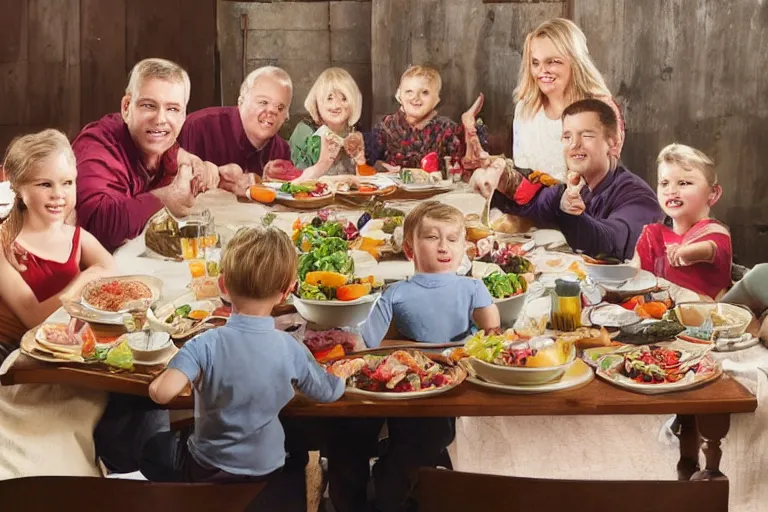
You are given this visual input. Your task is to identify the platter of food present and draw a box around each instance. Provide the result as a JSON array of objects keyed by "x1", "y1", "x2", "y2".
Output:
[
  {"x1": 335, "y1": 175, "x2": 397, "y2": 198},
  {"x1": 587, "y1": 342, "x2": 722, "y2": 394},
  {"x1": 80, "y1": 275, "x2": 162, "y2": 316},
  {"x1": 326, "y1": 349, "x2": 466, "y2": 400},
  {"x1": 21, "y1": 321, "x2": 133, "y2": 370},
  {"x1": 265, "y1": 181, "x2": 334, "y2": 209},
  {"x1": 147, "y1": 290, "x2": 231, "y2": 340},
  {"x1": 670, "y1": 302, "x2": 753, "y2": 343}
]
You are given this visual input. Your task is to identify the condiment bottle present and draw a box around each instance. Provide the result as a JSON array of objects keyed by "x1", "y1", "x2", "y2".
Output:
[{"x1": 550, "y1": 278, "x2": 582, "y2": 332}]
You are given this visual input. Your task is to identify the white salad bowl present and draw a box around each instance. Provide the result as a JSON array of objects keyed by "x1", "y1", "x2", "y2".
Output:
[
  {"x1": 583, "y1": 262, "x2": 638, "y2": 284},
  {"x1": 124, "y1": 331, "x2": 174, "y2": 364},
  {"x1": 467, "y1": 343, "x2": 577, "y2": 386},
  {"x1": 494, "y1": 291, "x2": 528, "y2": 329},
  {"x1": 293, "y1": 292, "x2": 381, "y2": 328}
]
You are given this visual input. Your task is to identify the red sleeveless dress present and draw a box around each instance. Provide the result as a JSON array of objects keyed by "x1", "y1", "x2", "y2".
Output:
[{"x1": 0, "y1": 228, "x2": 82, "y2": 354}]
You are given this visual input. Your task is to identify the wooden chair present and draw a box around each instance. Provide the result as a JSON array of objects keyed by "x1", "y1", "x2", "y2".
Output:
[
  {"x1": 418, "y1": 469, "x2": 729, "y2": 512},
  {"x1": 0, "y1": 476, "x2": 265, "y2": 512}
]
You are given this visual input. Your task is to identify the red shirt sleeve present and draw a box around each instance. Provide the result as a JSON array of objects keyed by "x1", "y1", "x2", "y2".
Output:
[
  {"x1": 75, "y1": 140, "x2": 163, "y2": 253},
  {"x1": 634, "y1": 224, "x2": 656, "y2": 273}
]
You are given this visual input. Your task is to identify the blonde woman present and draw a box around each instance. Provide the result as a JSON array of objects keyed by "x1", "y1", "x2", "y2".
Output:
[
  {"x1": 289, "y1": 67, "x2": 366, "y2": 179},
  {"x1": 513, "y1": 18, "x2": 624, "y2": 181}
]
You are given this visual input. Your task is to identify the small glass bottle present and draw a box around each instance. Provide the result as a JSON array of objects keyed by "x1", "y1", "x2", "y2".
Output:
[{"x1": 550, "y1": 278, "x2": 582, "y2": 332}]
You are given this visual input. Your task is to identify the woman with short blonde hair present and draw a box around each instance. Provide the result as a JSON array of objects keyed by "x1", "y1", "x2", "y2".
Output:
[
  {"x1": 512, "y1": 18, "x2": 624, "y2": 181},
  {"x1": 289, "y1": 67, "x2": 366, "y2": 178}
]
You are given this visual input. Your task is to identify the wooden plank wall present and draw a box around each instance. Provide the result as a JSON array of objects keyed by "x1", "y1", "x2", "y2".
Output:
[
  {"x1": 371, "y1": 0, "x2": 566, "y2": 154},
  {"x1": 0, "y1": 0, "x2": 217, "y2": 155},
  {"x1": 574, "y1": 0, "x2": 768, "y2": 265}
]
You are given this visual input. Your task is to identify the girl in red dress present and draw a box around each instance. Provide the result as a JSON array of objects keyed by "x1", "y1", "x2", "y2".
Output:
[
  {"x1": 631, "y1": 143, "x2": 731, "y2": 299},
  {"x1": 0, "y1": 129, "x2": 114, "y2": 356}
]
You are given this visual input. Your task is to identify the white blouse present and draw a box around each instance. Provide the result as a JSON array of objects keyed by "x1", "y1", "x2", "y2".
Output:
[{"x1": 511, "y1": 101, "x2": 567, "y2": 181}]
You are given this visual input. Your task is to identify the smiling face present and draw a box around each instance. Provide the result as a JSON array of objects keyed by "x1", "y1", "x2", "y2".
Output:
[
  {"x1": 562, "y1": 111, "x2": 616, "y2": 182},
  {"x1": 17, "y1": 151, "x2": 77, "y2": 225},
  {"x1": 530, "y1": 35, "x2": 572, "y2": 100},
  {"x1": 239, "y1": 76, "x2": 292, "y2": 149},
  {"x1": 657, "y1": 161, "x2": 714, "y2": 222},
  {"x1": 121, "y1": 78, "x2": 186, "y2": 163},
  {"x1": 398, "y1": 76, "x2": 440, "y2": 123},
  {"x1": 318, "y1": 89, "x2": 352, "y2": 132},
  {"x1": 405, "y1": 217, "x2": 465, "y2": 274}
]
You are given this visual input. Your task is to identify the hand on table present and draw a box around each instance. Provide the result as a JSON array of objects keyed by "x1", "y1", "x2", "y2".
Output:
[{"x1": 218, "y1": 163, "x2": 245, "y2": 193}]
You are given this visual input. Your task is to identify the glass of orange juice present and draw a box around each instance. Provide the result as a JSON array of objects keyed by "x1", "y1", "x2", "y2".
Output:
[{"x1": 187, "y1": 259, "x2": 206, "y2": 279}]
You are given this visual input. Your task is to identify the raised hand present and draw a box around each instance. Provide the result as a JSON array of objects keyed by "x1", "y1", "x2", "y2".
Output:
[
  {"x1": 343, "y1": 132, "x2": 365, "y2": 165},
  {"x1": 469, "y1": 158, "x2": 506, "y2": 199},
  {"x1": 461, "y1": 93, "x2": 484, "y2": 136},
  {"x1": 320, "y1": 131, "x2": 343, "y2": 167}
]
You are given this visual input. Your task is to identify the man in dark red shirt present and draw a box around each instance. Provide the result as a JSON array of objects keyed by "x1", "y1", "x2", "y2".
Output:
[
  {"x1": 178, "y1": 66, "x2": 292, "y2": 186},
  {"x1": 73, "y1": 58, "x2": 220, "y2": 253}
]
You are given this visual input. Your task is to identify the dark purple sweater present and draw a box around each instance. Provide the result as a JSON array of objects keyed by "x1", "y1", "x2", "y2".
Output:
[
  {"x1": 493, "y1": 165, "x2": 663, "y2": 261},
  {"x1": 177, "y1": 106, "x2": 290, "y2": 176}
]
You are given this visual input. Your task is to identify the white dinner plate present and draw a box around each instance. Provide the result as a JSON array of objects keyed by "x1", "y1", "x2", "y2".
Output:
[{"x1": 599, "y1": 269, "x2": 657, "y2": 295}]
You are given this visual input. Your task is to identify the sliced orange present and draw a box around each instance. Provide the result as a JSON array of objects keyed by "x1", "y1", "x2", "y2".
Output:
[{"x1": 305, "y1": 271, "x2": 348, "y2": 288}]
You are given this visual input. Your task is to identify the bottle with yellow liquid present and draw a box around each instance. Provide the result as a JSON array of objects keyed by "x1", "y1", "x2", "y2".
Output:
[{"x1": 550, "y1": 278, "x2": 582, "y2": 332}]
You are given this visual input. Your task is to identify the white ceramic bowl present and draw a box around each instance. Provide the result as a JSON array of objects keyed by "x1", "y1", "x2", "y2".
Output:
[
  {"x1": 583, "y1": 262, "x2": 638, "y2": 284},
  {"x1": 467, "y1": 344, "x2": 576, "y2": 386},
  {"x1": 124, "y1": 331, "x2": 173, "y2": 364},
  {"x1": 293, "y1": 292, "x2": 380, "y2": 328},
  {"x1": 494, "y1": 291, "x2": 528, "y2": 328},
  {"x1": 675, "y1": 302, "x2": 753, "y2": 339}
]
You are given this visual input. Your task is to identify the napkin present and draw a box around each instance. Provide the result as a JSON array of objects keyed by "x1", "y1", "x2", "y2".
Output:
[{"x1": 0, "y1": 182, "x2": 14, "y2": 220}]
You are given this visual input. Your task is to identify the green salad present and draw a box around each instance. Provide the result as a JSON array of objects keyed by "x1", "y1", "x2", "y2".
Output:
[
  {"x1": 482, "y1": 271, "x2": 527, "y2": 299},
  {"x1": 280, "y1": 182, "x2": 314, "y2": 195},
  {"x1": 464, "y1": 331, "x2": 506, "y2": 363},
  {"x1": 297, "y1": 237, "x2": 354, "y2": 281}
]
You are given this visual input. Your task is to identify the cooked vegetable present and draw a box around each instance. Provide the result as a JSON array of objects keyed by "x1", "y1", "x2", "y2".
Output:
[
  {"x1": 299, "y1": 282, "x2": 329, "y2": 300},
  {"x1": 382, "y1": 216, "x2": 404, "y2": 234},
  {"x1": 305, "y1": 271, "x2": 349, "y2": 288},
  {"x1": 336, "y1": 283, "x2": 371, "y2": 301}
]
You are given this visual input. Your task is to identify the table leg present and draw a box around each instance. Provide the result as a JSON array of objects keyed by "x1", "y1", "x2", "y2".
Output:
[
  {"x1": 691, "y1": 413, "x2": 730, "y2": 481},
  {"x1": 675, "y1": 414, "x2": 700, "y2": 480}
]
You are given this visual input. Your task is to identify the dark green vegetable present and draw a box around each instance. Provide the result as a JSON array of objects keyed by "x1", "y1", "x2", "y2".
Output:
[
  {"x1": 482, "y1": 271, "x2": 527, "y2": 299},
  {"x1": 616, "y1": 320, "x2": 686, "y2": 345}
]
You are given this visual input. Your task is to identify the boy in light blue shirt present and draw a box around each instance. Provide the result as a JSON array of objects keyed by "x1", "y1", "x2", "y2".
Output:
[
  {"x1": 329, "y1": 201, "x2": 500, "y2": 512},
  {"x1": 141, "y1": 227, "x2": 344, "y2": 506}
]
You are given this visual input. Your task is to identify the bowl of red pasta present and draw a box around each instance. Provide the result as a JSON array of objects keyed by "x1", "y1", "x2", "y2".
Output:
[{"x1": 80, "y1": 276, "x2": 162, "y2": 315}]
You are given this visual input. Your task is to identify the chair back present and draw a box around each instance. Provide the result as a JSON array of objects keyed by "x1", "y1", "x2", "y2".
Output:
[
  {"x1": 0, "y1": 476, "x2": 265, "y2": 512},
  {"x1": 419, "y1": 469, "x2": 728, "y2": 512}
]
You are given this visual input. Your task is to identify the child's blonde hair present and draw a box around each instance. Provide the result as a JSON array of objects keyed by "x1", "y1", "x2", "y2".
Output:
[
  {"x1": 1, "y1": 129, "x2": 75, "y2": 254},
  {"x1": 395, "y1": 65, "x2": 442, "y2": 104},
  {"x1": 657, "y1": 143, "x2": 718, "y2": 186},
  {"x1": 125, "y1": 58, "x2": 191, "y2": 106},
  {"x1": 514, "y1": 18, "x2": 612, "y2": 119},
  {"x1": 221, "y1": 226, "x2": 297, "y2": 300},
  {"x1": 304, "y1": 68, "x2": 363, "y2": 127},
  {"x1": 403, "y1": 201, "x2": 465, "y2": 246}
]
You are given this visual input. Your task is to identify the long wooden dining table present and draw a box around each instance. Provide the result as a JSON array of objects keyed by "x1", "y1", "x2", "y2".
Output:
[{"x1": 0, "y1": 343, "x2": 757, "y2": 483}]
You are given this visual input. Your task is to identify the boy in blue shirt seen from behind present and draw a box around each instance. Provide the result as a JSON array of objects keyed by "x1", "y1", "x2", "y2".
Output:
[
  {"x1": 328, "y1": 201, "x2": 501, "y2": 512},
  {"x1": 141, "y1": 227, "x2": 344, "y2": 509}
]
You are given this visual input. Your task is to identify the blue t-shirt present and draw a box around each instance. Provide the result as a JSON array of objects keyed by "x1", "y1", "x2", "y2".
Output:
[
  {"x1": 362, "y1": 273, "x2": 494, "y2": 347},
  {"x1": 168, "y1": 314, "x2": 345, "y2": 476}
]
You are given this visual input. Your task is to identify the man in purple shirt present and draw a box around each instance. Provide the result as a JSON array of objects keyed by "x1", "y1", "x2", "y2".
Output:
[
  {"x1": 178, "y1": 66, "x2": 292, "y2": 189},
  {"x1": 471, "y1": 99, "x2": 663, "y2": 261}
]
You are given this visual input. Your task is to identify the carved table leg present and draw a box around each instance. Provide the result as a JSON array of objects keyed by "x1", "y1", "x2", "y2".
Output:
[
  {"x1": 691, "y1": 413, "x2": 730, "y2": 481},
  {"x1": 675, "y1": 414, "x2": 700, "y2": 480}
]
